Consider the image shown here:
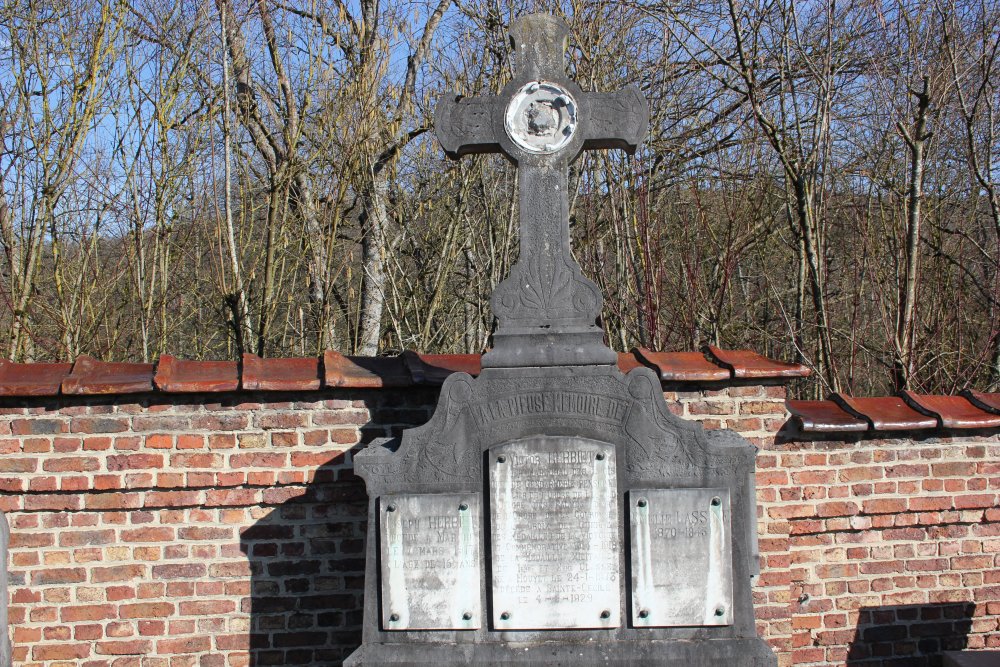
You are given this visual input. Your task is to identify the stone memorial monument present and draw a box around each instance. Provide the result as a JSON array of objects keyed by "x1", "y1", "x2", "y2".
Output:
[{"x1": 346, "y1": 14, "x2": 776, "y2": 666}]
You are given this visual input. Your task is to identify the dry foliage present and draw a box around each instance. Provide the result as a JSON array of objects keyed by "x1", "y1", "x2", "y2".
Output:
[{"x1": 1, "y1": 0, "x2": 999, "y2": 397}]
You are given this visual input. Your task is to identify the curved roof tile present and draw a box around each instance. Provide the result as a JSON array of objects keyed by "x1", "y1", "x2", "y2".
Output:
[
  {"x1": 830, "y1": 393, "x2": 937, "y2": 431},
  {"x1": 242, "y1": 354, "x2": 321, "y2": 391},
  {"x1": 153, "y1": 355, "x2": 239, "y2": 393},
  {"x1": 786, "y1": 400, "x2": 869, "y2": 432},
  {"x1": 322, "y1": 351, "x2": 412, "y2": 388},
  {"x1": 900, "y1": 391, "x2": 1000, "y2": 429},
  {"x1": 704, "y1": 345, "x2": 811, "y2": 379},
  {"x1": 61, "y1": 355, "x2": 155, "y2": 395},
  {"x1": 635, "y1": 349, "x2": 730, "y2": 382},
  {"x1": 0, "y1": 359, "x2": 73, "y2": 396},
  {"x1": 962, "y1": 390, "x2": 1000, "y2": 415},
  {"x1": 0, "y1": 348, "x2": 832, "y2": 397}
]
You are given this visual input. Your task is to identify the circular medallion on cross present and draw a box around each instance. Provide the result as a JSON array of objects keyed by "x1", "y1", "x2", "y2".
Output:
[{"x1": 504, "y1": 81, "x2": 578, "y2": 154}]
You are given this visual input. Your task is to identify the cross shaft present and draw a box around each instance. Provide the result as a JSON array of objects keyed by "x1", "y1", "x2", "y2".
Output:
[{"x1": 435, "y1": 14, "x2": 648, "y2": 367}]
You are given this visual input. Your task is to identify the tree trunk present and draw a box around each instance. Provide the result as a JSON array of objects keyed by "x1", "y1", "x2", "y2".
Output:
[
  {"x1": 357, "y1": 173, "x2": 389, "y2": 355},
  {"x1": 894, "y1": 76, "x2": 931, "y2": 392}
]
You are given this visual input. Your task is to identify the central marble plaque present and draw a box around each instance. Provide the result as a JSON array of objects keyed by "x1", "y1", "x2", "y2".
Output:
[
  {"x1": 489, "y1": 436, "x2": 620, "y2": 629},
  {"x1": 380, "y1": 493, "x2": 481, "y2": 630}
]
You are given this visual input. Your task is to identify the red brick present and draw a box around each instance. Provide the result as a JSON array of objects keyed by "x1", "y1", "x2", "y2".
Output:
[
  {"x1": 955, "y1": 494, "x2": 997, "y2": 509},
  {"x1": 33, "y1": 567, "x2": 86, "y2": 584},
  {"x1": 229, "y1": 452, "x2": 288, "y2": 468},
  {"x1": 208, "y1": 433, "x2": 237, "y2": 449},
  {"x1": 96, "y1": 640, "x2": 153, "y2": 655},
  {"x1": 138, "y1": 620, "x2": 166, "y2": 636},
  {"x1": 91, "y1": 565, "x2": 146, "y2": 583},
  {"x1": 0, "y1": 454, "x2": 39, "y2": 476},
  {"x1": 85, "y1": 492, "x2": 142, "y2": 510},
  {"x1": 144, "y1": 491, "x2": 201, "y2": 507},
  {"x1": 257, "y1": 412, "x2": 309, "y2": 429},
  {"x1": 156, "y1": 636, "x2": 212, "y2": 653},
  {"x1": 932, "y1": 461, "x2": 978, "y2": 476},
  {"x1": 152, "y1": 563, "x2": 205, "y2": 579},
  {"x1": 791, "y1": 470, "x2": 835, "y2": 484},
  {"x1": 107, "y1": 453, "x2": 164, "y2": 470},
  {"x1": 121, "y1": 527, "x2": 175, "y2": 542},
  {"x1": 177, "y1": 526, "x2": 233, "y2": 541},
  {"x1": 119, "y1": 602, "x2": 174, "y2": 619},
  {"x1": 62, "y1": 604, "x2": 116, "y2": 622},
  {"x1": 816, "y1": 501, "x2": 859, "y2": 518},
  {"x1": 176, "y1": 434, "x2": 205, "y2": 449},
  {"x1": 291, "y1": 451, "x2": 337, "y2": 467},
  {"x1": 60, "y1": 529, "x2": 116, "y2": 546},
  {"x1": 791, "y1": 614, "x2": 822, "y2": 629},
  {"x1": 33, "y1": 643, "x2": 92, "y2": 660},
  {"x1": 861, "y1": 498, "x2": 907, "y2": 514},
  {"x1": 178, "y1": 599, "x2": 236, "y2": 615},
  {"x1": 146, "y1": 434, "x2": 173, "y2": 449},
  {"x1": 171, "y1": 452, "x2": 221, "y2": 468}
]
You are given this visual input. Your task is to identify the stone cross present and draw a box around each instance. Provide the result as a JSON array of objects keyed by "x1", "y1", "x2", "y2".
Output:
[{"x1": 436, "y1": 14, "x2": 648, "y2": 368}]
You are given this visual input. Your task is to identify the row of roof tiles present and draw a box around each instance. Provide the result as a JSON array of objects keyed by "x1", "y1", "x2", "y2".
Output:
[
  {"x1": 0, "y1": 346, "x2": 809, "y2": 397},
  {"x1": 787, "y1": 392, "x2": 1000, "y2": 433},
  {"x1": 3, "y1": 348, "x2": 998, "y2": 435}
]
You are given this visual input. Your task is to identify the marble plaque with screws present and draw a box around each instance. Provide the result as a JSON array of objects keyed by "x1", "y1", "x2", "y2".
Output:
[
  {"x1": 489, "y1": 436, "x2": 620, "y2": 629},
  {"x1": 379, "y1": 493, "x2": 481, "y2": 630},
  {"x1": 630, "y1": 488, "x2": 733, "y2": 627}
]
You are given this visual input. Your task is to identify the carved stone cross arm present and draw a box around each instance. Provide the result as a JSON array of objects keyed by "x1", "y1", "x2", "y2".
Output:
[
  {"x1": 434, "y1": 14, "x2": 649, "y2": 368},
  {"x1": 435, "y1": 87, "x2": 647, "y2": 162}
]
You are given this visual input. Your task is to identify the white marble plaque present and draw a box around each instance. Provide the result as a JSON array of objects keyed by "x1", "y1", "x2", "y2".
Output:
[
  {"x1": 380, "y1": 493, "x2": 481, "y2": 630},
  {"x1": 630, "y1": 488, "x2": 733, "y2": 627},
  {"x1": 489, "y1": 436, "x2": 620, "y2": 629}
]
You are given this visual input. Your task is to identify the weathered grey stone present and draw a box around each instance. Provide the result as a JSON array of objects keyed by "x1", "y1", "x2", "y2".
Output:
[
  {"x1": 435, "y1": 13, "x2": 646, "y2": 369},
  {"x1": 1, "y1": 511, "x2": 10, "y2": 667},
  {"x1": 345, "y1": 13, "x2": 774, "y2": 667},
  {"x1": 347, "y1": 365, "x2": 775, "y2": 665}
]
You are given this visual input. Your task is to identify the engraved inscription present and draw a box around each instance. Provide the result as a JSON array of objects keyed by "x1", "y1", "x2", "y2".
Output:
[
  {"x1": 630, "y1": 488, "x2": 733, "y2": 627},
  {"x1": 471, "y1": 391, "x2": 628, "y2": 427},
  {"x1": 380, "y1": 493, "x2": 481, "y2": 630},
  {"x1": 490, "y1": 436, "x2": 620, "y2": 629}
]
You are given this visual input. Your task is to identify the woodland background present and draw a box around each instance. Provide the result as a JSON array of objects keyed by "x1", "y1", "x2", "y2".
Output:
[{"x1": 2, "y1": 0, "x2": 1000, "y2": 397}]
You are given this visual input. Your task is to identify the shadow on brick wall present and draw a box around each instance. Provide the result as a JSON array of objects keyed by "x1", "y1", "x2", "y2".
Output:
[
  {"x1": 847, "y1": 602, "x2": 975, "y2": 666},
  {"x1": 240, "y1": 389, "x2": 436, "y2": 666}
]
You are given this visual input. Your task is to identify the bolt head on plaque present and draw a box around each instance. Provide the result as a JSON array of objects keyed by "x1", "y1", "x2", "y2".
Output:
[{"x1": 504, "y1": 81, "x2": 578, "y2": 154}]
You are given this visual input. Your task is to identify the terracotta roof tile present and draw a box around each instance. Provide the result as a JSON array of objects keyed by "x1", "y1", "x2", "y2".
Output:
[
  {"x1": 403, "y1": 352, "x2": 481, "y2": 385},
  {"x1": 0, "y1": 358, "x2": 73, "y2": 396},
  {"x1": 61, "y1": 355, "x2": 155, "y2": 395},
  {"x1": 322, "y1": 351, "x2": 412, "y2": 388},
  {"x1": 241, "y1": 354, "x2": 321, "y2": 391},
  {"x1": 705, "y1": 346, "x2": 811, "y2": 379},
  {"x1": 153, "y1": 355, "x2": 239, "y2": 393},
  {"x1": 786, "y1": 400, "x2": 869, "y2": 432},
  {"x1": 636, "y1": 349, "x2": 730, "y2": 381},
  {"x1": 618, "y1": 347, "x2": 659, "y2": 373},
  {"x1": 962, "y1": 390, "x2": 1000, "y2": 415},
  {"x1": 900, "y1": 391, "x2": 1000, "y2": 429},
  {"x1": 831, "y1": 393, "x2": 937, "y2": 431}
]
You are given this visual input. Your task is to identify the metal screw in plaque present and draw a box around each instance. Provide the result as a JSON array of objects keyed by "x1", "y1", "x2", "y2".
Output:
[{"x1": 347, "y1": 13, "x2": 776, "y2": 666}]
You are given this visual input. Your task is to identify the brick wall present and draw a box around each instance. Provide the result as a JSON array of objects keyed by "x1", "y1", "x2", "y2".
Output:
[{"x1": 1, "y1": 383, "x2": 997, "y2": 665}]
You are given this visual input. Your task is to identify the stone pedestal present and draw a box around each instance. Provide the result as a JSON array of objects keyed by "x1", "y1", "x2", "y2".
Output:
[{"x1": 345, "y1": 365, "x2": 776, "y2": 666}]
